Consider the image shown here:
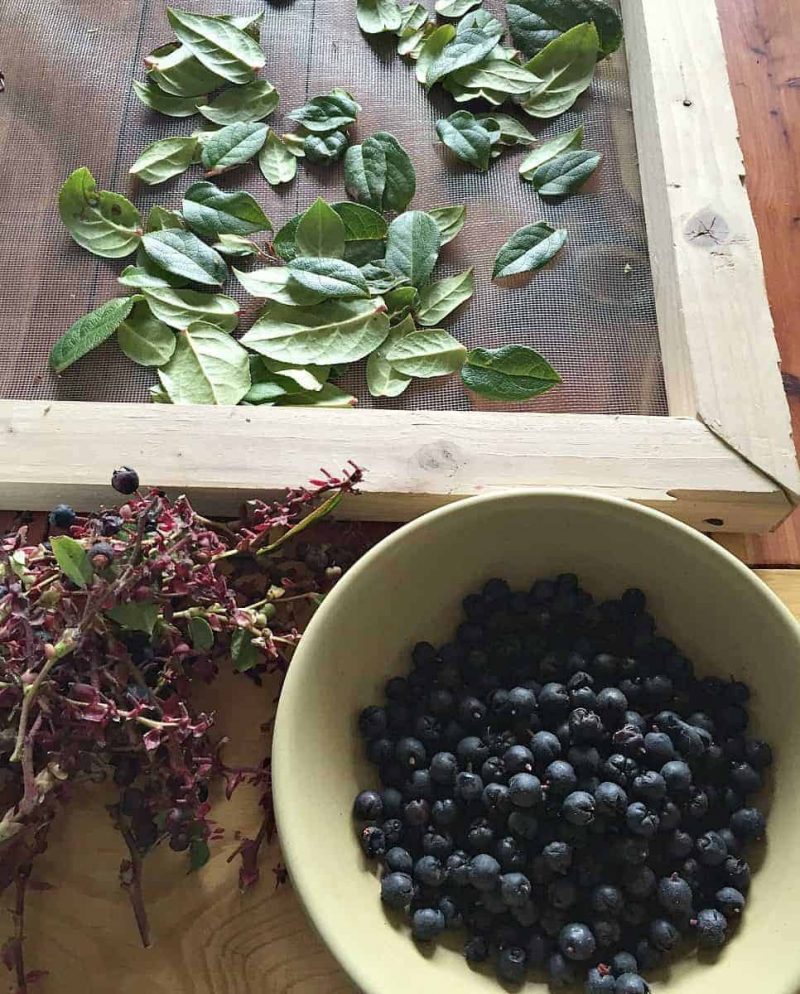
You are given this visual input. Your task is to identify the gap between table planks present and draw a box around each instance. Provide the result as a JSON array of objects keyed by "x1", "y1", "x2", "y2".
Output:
[{"x1": 14, "y1": 568, "x2": 799, "y2": 994}]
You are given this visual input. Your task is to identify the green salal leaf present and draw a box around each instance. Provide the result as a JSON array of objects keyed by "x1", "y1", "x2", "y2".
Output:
[
  {"x1": 415, "y1": 269, "x2": 474, "y2": 326},
  {"x1": 384, "y1": 327, "x2": 467, "y2": 378},
  {"x1": 416, "y1": 24, "x2": 456, "y2": 84},
  {"x1": 283, "y1": 133, "x2": 307, "y2": 157},
  {"x1": 197, "y1": 80, "x2": 279, "y2": 125},
  {"x1": 182, "y1": 181, "x2": 272, "y2": 237},
  {"x1": 258, "y1": 131, "x2": 297, "y2": 185},
  {"x1": 133, "y1": 79, "x2": 202, "y2": 117},
  {"x1": 212, "y1": 233, "x2": 261, "y2": 257},
  {"x1": 166, "y1": 7, "x2": 266, "y2": 85},
  {"x1": 295, "y1": 198, "x2": 346, "y2": 259},
  {"x1": 397, "y1": 2, "x2": 429, "y2": 34},
  {"x1": 519, "y1": 124, "x2": 584, "y2": 178},
  {"x1": 509, "y1": 0, "x2": 622, "y2": 58},
  {"x1": 276, "y1": 382, "x2": 357, "y2": 407},
  {"x1": 450, "y1": 58, "x2": 542, "y2": 96},
  {"x1": 356, "y1": 0, "x2": 403, "y2": 34},
  {"x1": 360, "y1": 263, "x2": 408, "y2": 294},
  {"x1": 58, "y1": 167, "x2": 141, "y2": 259},
  {"x1": 397, "y1": 20, "x2": 433, "y2": 59},
  {"x1": 366, "y1": 351, "x2": 413, "y2": 398},
  {"x1": 234, "y1": 266, "x2": 326, "y2": 306},
  {"x1": 158, "y1": 321, "x2": 251, "y2": 405},
  {"x1": 344, "y1": 131, "x2": 416, "y2": 214},
  {"x1": 493, "y1": 221, "x2": 567, "y2": 279},
  {"x1": 287, "y1": 257, "x2": 370, "y2": 300},
  {"x1": 520, "y1": 22, "x2": 599, "y2": 118},
  {"x1": 333, "y1": 202, "x2": 387, "y2": 264},
  {"x1": 384, "y1": 285, "x2": 419, "y2": 317},
  {"x1": 476, "y1": 113, "x2": 535, "y2": 147},
  {"x1": 425, "y1": 18, "x2": 502, "y2": 88},
  {"x1": 141, "y1": 230, "x2": 228, "y2": 286},
  {"x1": 461, "y1": 344, "x2": 561, "y2": 400},
  {"x1": 129, "y1": 136, "x2": 198, "y2": 185},
  {"x1": 435, "y1": 0, "x2": 481, "y2": 17},
  {"x1": 189, "y1": 616, "x2": 215, "y2": 651},
  {"x1": 145, "y1": 41, "x2": 226, "y2": 97},
  {"x1": 436, "y1": 111, "x2": 493, "y2": 171},
  {"x1": 304, "y1": 131, "x2": 349, "y2": 164},
  {"x1": 106, "y1": 600, "x2": 160, "y2": 634},
  {"x1": 119, "y1": 245, "x2": 189, "y2": 290},
  {"x1": 147, "y1": 206, "x2": 185, "y2": 232},
  {"x1": 287, "y1": 88, "x2": 361, "y2": 135},
  {"x1": 201, "y1": 122, "x2": 268, "y2": 176},
  {"x1": 428, "y1": 205, "x2": 467, "y2": 245},
  {"x1": 532, "y1": 149, "x2": 601, "y2": 196},
  {"x1": 241, "y1": 298, "x2": 390, "y2": 365},
  {"x1": 262, "y1": 357, "x2": 331, "y2": 392},
  {"x1": 506, "y1": 2, "x2": 561, "y2": 59},
  {"x1": 116, "y1": 301, "x2": 177, "y2": 367},
  {"x1": 385, "y1": 211, "x2": 441, "y2": 288},
  {"x1": 50, "y1": 536, "x2": 93, "y2": 588},
  {"x1": 141, "y1": 286, "x2": 240, "y2": 330},
  {"x1": 49, "y1": 296, "x2": 139, "y2": 372}
]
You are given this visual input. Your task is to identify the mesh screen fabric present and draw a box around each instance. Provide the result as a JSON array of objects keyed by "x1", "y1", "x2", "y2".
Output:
[{"x1": 0, "y1": 0, "x2": 667, "y2": 415}]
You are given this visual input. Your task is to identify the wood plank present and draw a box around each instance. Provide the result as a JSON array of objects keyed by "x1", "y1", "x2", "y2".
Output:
[
  {"x1": 0, "y1": 400, "x2": 791, "y2": 532},
  {"x1": 622, "y1": 0, "x2": 800, "y2": 496},
  {"x1": 716, "y1": 0, "x2": 800, "y2": 565},
  {"x1": 19, "y1": 567, "x2": 800, "y2": 992}
]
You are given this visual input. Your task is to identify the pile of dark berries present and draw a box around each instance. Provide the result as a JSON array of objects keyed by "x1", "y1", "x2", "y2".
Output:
[{"x1": 352, "y1": 575, "x2": 771, "y2": 992}]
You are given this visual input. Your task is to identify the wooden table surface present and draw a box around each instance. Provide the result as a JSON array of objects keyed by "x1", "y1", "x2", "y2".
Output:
[{"x1": 12, "y1": 2, "x2": 800, "y2": 991}]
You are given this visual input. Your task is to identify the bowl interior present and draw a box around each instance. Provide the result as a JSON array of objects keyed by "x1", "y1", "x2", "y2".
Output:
[{"x1": 273, "y1": 492, "x2": 800, "y2": 994}]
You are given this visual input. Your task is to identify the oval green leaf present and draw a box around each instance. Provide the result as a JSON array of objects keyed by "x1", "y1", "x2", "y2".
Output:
[
  {"x1": 166, "y1": 8, "x2": 266, "y2": 85},
  {"x1": 212, "y1": 233, "x2": 261, "y2": 257},
  {"x1": 384, "y1": 328, "x2": 467, "y2": 377},
  {"x1": 276, "y1": 382, "x2": 357, "y2": 407},
  {"x1": 461, "y1": 344, "x2": 561, "y2": 400},
  {"x1": 141, "y1": 286, "x2": 239, "y2": 330},
  {"x1": 182, "y1": 181, "x2": 271, "y2": 237},
  {"x1": 287, "y1": 257, "x2": 370, "y2": 299},
  {"x1": 416, "y1": 24, "x2": 456, "y2": 85},
  {"x1": 141, "y1": 230, "x2": 228, "y2": 286},
  {"x1": 519, "y1": 125, "x2": 584, "y2": 179},
  {"x1": 436, "y1": 111, "x2": 492, "y2": 171},
  {"x1": 241, "y1": 299, "x2": 389, "y2": 365},
  {"x1": 428, "y1": 205, "x2": 467, "y2": 245},
  {"x1": 492, "y1": 221, "x2": 567, "y2": 279},
  {"x1": 201, "y1": 121, "x2": 268, "y2": 176},
  {"x1": 129, "y1": 136, "x2": 198, "y2": 185},
  {"x1": 145, "y1": 41, "x2": 226, "y2": 97},
  {"x1": 117, "y1": 301, "x2": 177, "y2": 367},
  {"x1": 258, "y1": 131, "x2": 297, "y2": 185},
  {"x1": 133, "y1": 79, "x2": 202, "y2": 117},
  {"x1": 157, "y1": 322, "x2": 251, "y2": 404},
  {"x1": 197, "y1": 80, "x2": 279, "y2": 125},
  {"x1": 287, "y1": 88, "x2": 361, "y2": 135},
  {"x1": 366, "y1": 351, "x2": 413, "y2": 398},
  {"x1": 385, "y1": 211, "x2": 441, "y2": 288},
  {"x1": 50, "y1": 536, "x2": 93, "y2": 588},
  {"x1": 58, "y1": 167, "x2": 141, "y2": 259},
  {"x1": 356, "y1": 0, "x2": 403, "y2": 34},
  {"x1": 49, "y1": 296, "x2": 139, "y2": 373},
  {"x1": 234, "y1": 267, "x2": 326, "y2": 306},
  {"x1": 532, "y1": 149, "x2": 602, "y2": 196},
  {"x1": 425, "y1": 25, "x2": 501, "y2": 87},
  {"x1": 477, "y1": 113, "x2": 536, "y2": 147},
  {"x1": 415, "y1": 269, "x2": 474, "y2": 326},
  {"x1": 520, "y1": 22, "x2": 600, "y2": 118},
  {"x1": 508, "y1": 0, "x2": 622, "y2": 58},
  {"x1": 295, "y1": 198, "x2": 346, "y2": 259},
  {"x1": 435, "y1": 0, "x2": 481, "y2": 17},
  {"x1": 189, "y1": 616, "x2": 215, "y2": 651}
]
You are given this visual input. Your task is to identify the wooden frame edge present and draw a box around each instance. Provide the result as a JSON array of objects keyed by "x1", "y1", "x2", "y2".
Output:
[
  {"x1": 623, "y1": 0, "x2": 800, "y2": 498},
  {"x1": 0, "y1": 401, "x2": 790, "y2": 532}
]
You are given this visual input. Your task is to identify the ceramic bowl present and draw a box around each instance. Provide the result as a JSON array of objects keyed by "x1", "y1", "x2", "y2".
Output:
[{"x1": 273, "y1": 491, "x2": 800, "y2": 994}]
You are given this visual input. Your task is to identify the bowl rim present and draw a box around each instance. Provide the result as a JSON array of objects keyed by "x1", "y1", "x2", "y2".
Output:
[{"x1": 272, "y1": 488, "x2": 799, "y2": 994}]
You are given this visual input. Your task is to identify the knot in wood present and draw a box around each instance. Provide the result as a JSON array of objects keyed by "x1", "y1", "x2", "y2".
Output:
[{"x1": 684, "y1": 209, "x2": 731, "y2": 248}]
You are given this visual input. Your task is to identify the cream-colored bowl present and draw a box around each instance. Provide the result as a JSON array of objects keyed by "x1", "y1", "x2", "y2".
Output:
[{"x1": 273, "y1": 491, "x2": 800, "y2": 994}]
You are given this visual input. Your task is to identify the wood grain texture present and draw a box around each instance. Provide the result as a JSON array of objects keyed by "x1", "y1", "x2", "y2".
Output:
[
  {"x1": 622, "y1": 0, "x2": 800, "y2": 496},
  {"x1": 0, "y1": 401, "x2": 791, "y2": 533},
  {"x1": 17, "y1": 568, "x2": 800, "y2": 992},
  {"x1": 717, "y1": 0, "x2": 800, "y2": 565}
]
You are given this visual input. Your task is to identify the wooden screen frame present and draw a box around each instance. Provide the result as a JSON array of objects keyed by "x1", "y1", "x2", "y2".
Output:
[{"x1": 1, "y1": 0, "x2": 798, "y2": 532}]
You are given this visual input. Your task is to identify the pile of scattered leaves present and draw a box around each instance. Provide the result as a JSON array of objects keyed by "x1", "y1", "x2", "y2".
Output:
[{"x1": 0, "y1": 464, "x2": 364, "y2": 990}]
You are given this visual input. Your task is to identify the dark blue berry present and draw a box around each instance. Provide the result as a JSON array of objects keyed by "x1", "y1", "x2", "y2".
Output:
[
  {"x1": 381, "y1": 819, "x2": 403, "y2": 846},
  {"x1": 411, "y1": 907, "x2": 445, "y2": 941},
  {"x1": 548, "y1": 951, "x2": 578, "y2": 987},
  {"x1": 611, "y1": 952, "x2": 638, "y2": 977},
  {"x1": 542, "y1": 840, "x2": 573, "y2": 874},
  {"x1": 384, "y1": 846, "x2": 413, "y2": 874},
  {"x1": 591, "y1": 884, "x2": 624, "y2": 917},
  {"x1": 380, "y1": 788, "x2": 403, "y2": 818},
  {"x1": 507, "y1": 810, "x2": 539, "y2": 840},
  {"x1": 503, "y1": 745, "x2": 535, "y2": 775},
  {"x1": 625, "y1": 802, "x2": 659, "y2": 838},
  {"x1": 431, "y1": 798, "x2": 458, "y2": 828},
  {"x1": 729, "y1": 763, "x2": 762, "y2": 795},
  {"x1": 563, "y1": 791, "x2": 596, "y2": 826},
  {"x1": 464, "y1": 935, "x2": 490, "y2": 963},
  {"x1": 657, "y1": 873, "x2": 693, "y2": 915},
  {"x1": 396, "y1": 737, "x2": 426, "y2": 770},
  {"x1": 548, "y1": 877, "x2": 579, "y2": 910},
  {"x1": 696, "y1": 831, "x2": 728, "y2": 866},
  {"x1": 495, "y1": 836, "x2": 526, "y2": 872},
  {"x1": 693, "y1": 907, "x2": 728, "y2": 947},
  {"x1": 632, "y1": 771, "x2": 667, "y2": 804},
  {"x1": 558, "y1": 922, "x2": 596, "y2": 961},
  {"x1": 48, "y1": 503, "x2": 76, "y2": 529},
  {"x1": 649, "y1": 917, "x2": 680, "y2": 952},
  {"x1": 546, "y1": 760, "x2": 578, "y2": 796},
  {"x1": 623, "y1": 864, "x2": 656, "y2": 900},
  {"x1": 469, "y1": 853, "x2": 501, "y2": 891},
  {"x1": 111, "y1": 466, "x2": 139, "y2": 494},
  {"x1": 413, "y1": 855, "x2": 444, "y2": 887},
  {"x1": 635, "y1": 938, "x2": 662, "y2": 971},
  {"x1": 531, "y1": 731, "x2": 562, "y2": 765},
  {"x1": 508, "y1": 772, "x2": 542, "y2": 808},
  {"x1": 358, "y1": 706, "x2": 387, "y2": 740},
  {"x1": 380, "y1": 872, "x2": 413, "y2": 909},
  {"x1": 455, "y1": 771, "x2": 484, "y2": 803},
  {"x1": 730, "y1": 805, "x2": 767, "y2": 841},
  {"x1": 496, "y1": 945, "x2": 527, "y2": 983},
  {"x1": 403, "y1": 799, "x2": 429, "y2": 827},
  {"x1": 353, "y1": 790, "x2": 382, "y2": 821},
  {"x1": 482, "y1": 782, "x2": 511, "y2": 815},
  {"x1": 615, "y1": 973, "x2": 650, "y2": 994},
  {"x1": 594, "y1": 781, "x2": 628, "y2": 817},
  {"x1": 592, "y1": 918, "x2": 621, "y2": 948},
  {"x1": 429, "y1": 751, "x2": 457, "y2": 785},
  {"x1": 445, "y1": 850, "x2": 470, "y2": 886},
  {"x1": 457, "y1": 736, "x2": 489, "y2": 767},
  {"x1": 500, "y1": 872, "x2": 532, "y2": 908},
  {"x1": 360, "y1": 825, "x2": 385, "y2": 858},
  {"x1": 715, "y1": 886, "x2": 746, "y2": 918},
  {"x1": 744, "y1": 738, "x2": 773, "y2": 770},
  {"x1": 586, "y1": 967, "x2": 616, "y2": 993}
]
